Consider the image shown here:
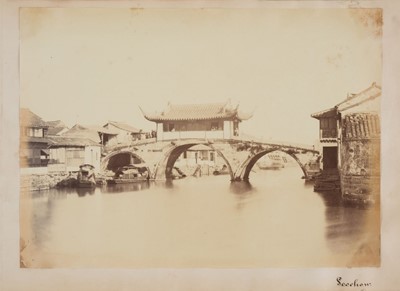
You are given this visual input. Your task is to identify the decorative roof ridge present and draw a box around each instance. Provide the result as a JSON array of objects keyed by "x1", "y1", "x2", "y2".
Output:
[
  {"x1": 141, "y1": 99, "x2": 253, "y2": 122},
  {"x1": 311, "y1": 82, "x2": 381, "y2": 119},
  {"x1": 336, "y1": 84, "x2": 381, "y2": 112},
  {"x1": 338, "y1": 82, "x2": 381, "y2": 105}
]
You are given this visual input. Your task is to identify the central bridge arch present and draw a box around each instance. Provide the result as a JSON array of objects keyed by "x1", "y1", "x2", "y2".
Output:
[
  {"x1": 101, "y1": 150, "x2": 147, "y2": 172},
  {"x1": 153, "y1": 142, "x2": 234, "y2": 181}
]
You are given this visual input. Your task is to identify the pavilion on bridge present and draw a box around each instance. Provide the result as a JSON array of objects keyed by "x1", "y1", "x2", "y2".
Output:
[{"x1": 141, "y1": 100, "x2": 253, "y2": 141}]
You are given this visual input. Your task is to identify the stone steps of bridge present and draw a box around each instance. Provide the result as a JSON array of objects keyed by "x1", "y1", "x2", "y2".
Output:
[{"x1": 314, "y1": 169, "x2": 341, "y2": 192}]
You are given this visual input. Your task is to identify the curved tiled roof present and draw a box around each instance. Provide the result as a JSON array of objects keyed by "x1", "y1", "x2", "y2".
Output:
[
  {"x1": 142, "y1": 101, "x2": 252, "y2": 122},
  {"x1": 311, "y1": 83, "x2": 381, "y2": 119},
  {"x1": 343, "y1": 113, "x2": 380, "y2": 139},
  {"x1": 310, "y1": 107, "x2": 337, "y2": 119},
  {"x1": 62, "y1": 124, "x2": 101, "y2": 143}
]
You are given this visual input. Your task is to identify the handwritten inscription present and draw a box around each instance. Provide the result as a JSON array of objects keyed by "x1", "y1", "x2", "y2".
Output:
[{"x1": 337, "y1": 277, "x2": 372, "y2": 288}]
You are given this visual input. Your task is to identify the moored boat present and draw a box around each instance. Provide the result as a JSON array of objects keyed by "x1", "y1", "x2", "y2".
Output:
[
  {"x1": 107, "y1": 164, "x2": 149, "y2": 184},
  {"x1": 77, "y1": 164, "x2": 96, "y2": 188},
  {"x1": 257, "y1": 152, "x2": 288, "y2": 170}
]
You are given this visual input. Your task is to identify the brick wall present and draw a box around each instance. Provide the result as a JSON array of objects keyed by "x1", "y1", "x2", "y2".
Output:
[{"x1": 340, "y1": 139, "x2": 380, "y2": 204}]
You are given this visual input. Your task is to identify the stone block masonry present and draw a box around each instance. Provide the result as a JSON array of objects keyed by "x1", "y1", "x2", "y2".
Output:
[
  {"x1": 341, "y1": 174, "x2": 380, "y2": 205},
  {"x1": 20, "y1": 173, "x2": 70, "y2": 192}
]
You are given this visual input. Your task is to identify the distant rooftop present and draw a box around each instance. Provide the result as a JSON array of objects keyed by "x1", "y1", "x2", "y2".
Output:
[
  {"x1": 104, "y1": 121, "x2": 141, "y2": 133},
  {"x1": 62, "y1": 123, "x2": 121, "y2": 143},
  {"x1": 20, "y1": 108, "x2": 48, "y2": 128},
  {"x1": 46, "y1": 120, "x2": 67, "y2": 128},
  {"x1": 48, "y1": 136, "x2": 101, "y2": 147},
  {"x1": 62, "y1": 124, "x2": 102, "y2": 143},
  {"x1": 46, "y1": 120, "x2": 69, "y2": 136}
]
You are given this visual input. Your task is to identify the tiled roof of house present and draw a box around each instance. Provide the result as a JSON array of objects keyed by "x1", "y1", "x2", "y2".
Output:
[
  {"x1": 310, "y1": 107, "x2": 337, "y2": 119},
  {"x1": 343, "y1": 113, "x2": 380, "y2": 139},
  {"x1": 45, "y1": 120, "x2": 69, "y2": 136},
  {"x1": 311, "y1": 83, "x2": 381, "y2": 119},
  {"x1": 62, "y1": 124, "x2": 101, "y2": 143},
  {"x1": 46, "y1": 120, "x2": 66, "y2": 128},
  {"x1": 142, "y1": 101, "x2": 253, "y2": 122},
  {"x1": 48, "y1": 136, "x2": 101, "y2": 147},
  {"x1": 20, "y1": 136, "x2": 53, "y2": 144},
  {"x1": 105, "y1": 121, "x2": 141, "y2": 133},
  {"x1": 85, "y1": 125, "x2": 119, "y2": 135},
  {"x1": 47, "y1": 127, "x2": 67, "y2": 136},
  {"x1": 20, "y1": 108, "x2": 48, "y2": 127}
]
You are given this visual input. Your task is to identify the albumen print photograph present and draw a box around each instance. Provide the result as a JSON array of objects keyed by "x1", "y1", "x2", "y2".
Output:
[{"x1": 19, "y1": 7, "x2": 381, "y2": 268}]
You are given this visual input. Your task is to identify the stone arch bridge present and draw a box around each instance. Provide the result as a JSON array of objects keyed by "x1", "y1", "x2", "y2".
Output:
[{"x1": 101, "y1": 138, "x2": 320, "y2": 182}]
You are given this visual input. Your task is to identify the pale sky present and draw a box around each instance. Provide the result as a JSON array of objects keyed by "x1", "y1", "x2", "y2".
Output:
[{"x1": 20, "y1": 8, "x2": 382, "y2": 144}]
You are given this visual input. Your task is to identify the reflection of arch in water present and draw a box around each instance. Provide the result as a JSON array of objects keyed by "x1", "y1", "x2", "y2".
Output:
[
  {"x1": 153, "y1": 143, "x2": 234, "y2": 180},
  {"x1": 235, "y1": 149, "x2": 309, "y2": 181},
  {"x1": 230, "y1": 181, "x2": 255, "y2": 211},
  {"x1": 229, "y1": 181, "x2": 253, "y2": 195},
  {"x1": 102, "y1": 181, "x2": 150, "y2": 194},
  {"x1": 76, "y1": 187, "x2": 95, "y2": 197}
]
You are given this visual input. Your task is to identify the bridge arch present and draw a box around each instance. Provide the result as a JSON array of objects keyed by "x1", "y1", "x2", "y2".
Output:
[
  {"x1": 153, "y1": 142, "x2": 234, "y2": 181},
  {"x1": 234, "y1": 149, "x2": 310, "y2": 181},
  {"x1": 101, "y1": 150, "x2": 147, "y2": 173}
]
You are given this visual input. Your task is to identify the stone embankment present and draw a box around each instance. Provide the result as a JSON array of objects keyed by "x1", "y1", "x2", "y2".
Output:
[
  {"x1": 341, "y1": 174, "x2": 379, "y2": 205},
  {"x1": 314, "y1": 169, "x2": 341, "y2": 192},
  {"x1": 20, "y1": 173, "x2": 71, "y2": 192},
  {"x1": 20, "y1": 172, "x2": 114, "y2": 191}
]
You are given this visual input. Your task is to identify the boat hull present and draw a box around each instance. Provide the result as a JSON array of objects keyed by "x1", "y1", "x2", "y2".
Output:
[
  {"x1": 77, "y1": 181, "x2": 96, "y2": 188},
  {"x1": 107, "y1": 178, "x2": 148, "y2": 184}
]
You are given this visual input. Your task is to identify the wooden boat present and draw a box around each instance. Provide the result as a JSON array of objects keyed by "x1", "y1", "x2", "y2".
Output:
[
  {"x1": 257, "y1": 161, "x2": 284, "y2": 170},
  {"x1": 107, "y1": 164, "x2": 149, "y2": 184},
  {"x1": 257, "y1": 153, "x2": 285, "y2": 170},
  {"x1": 77, "y1": 164, "x2": 96, "y2": 188}
]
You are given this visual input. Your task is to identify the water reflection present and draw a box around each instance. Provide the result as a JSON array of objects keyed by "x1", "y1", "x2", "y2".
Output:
[
  {"x1": 76, "y1": 187, "x2": 96, "y2": 197},
  {"x1": 102, "y1": 181, "x2": 151, "y2": 194},
  {"x1": 229, "y1": 181, "x2": 254, "y2": 195},
  {"x1": 163, "y1": 179, "x2": 174, "y2": 189},
  {"x1": 229, "y1": 181, "x2": 255, "y2": 211},
  {"x1": 20, "y1": 167, "x2": 379, "y2": 268},
  {"x1": 27, "y1": 188, "x2": 75, "y2": 199},
  {"x1": 303, "y1": 179, "x2": 315, "y2": 188},
  {"x1": 316, "y1": 190, "x2": 379, "y2": 262},
  {"x1": 316, "y1": 190, "x2": 343, "y2": 207}
]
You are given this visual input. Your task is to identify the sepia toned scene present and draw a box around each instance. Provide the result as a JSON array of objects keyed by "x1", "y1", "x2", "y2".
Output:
[{"x1": 19, "y1": 8, "x2": 381, "y2": 268}]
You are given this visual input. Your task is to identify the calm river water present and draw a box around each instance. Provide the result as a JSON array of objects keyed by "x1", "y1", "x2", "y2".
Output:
[{"x1": 20, "y1": 166, "x2": 380, "y2": 268}]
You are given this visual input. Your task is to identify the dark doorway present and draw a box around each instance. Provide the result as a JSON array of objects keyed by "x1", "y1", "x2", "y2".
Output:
[{"x1": 323, "y1": 147, "x2": 338, "y2": 169}]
